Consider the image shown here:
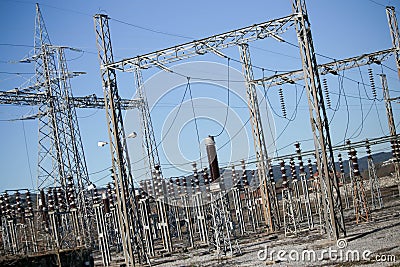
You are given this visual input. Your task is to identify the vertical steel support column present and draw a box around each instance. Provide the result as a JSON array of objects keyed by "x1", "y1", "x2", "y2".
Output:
[
  {"x1": 280, "y1": 160, "x2": 297, "y2": 237},
  {"x1": 290, "y1": 157, "x2": 303, "y2": 222},
  {"x1": 380, "y1": 74, "x2": 400, "y2": 194},
  {"x1": 338, "y1": 154, "x2": 351, "y2": 209},
  {"x1": 295, "y1": 143, "x2": 314, "y2": 229},
  {"x1": 134, "y1": 67, "x2": 161, "y2": 185},
  {"x1": 365, "y1": 140, "x2": 383, "y2": 209},
  {"x1": 241, "y1": 160, "x2": 257, "y2": 231},
  {"x1": 292, "y1": 0, "x2": 345, "y2": 240},
  {"x1": 181, "y1": 195, "x2": 194, "y2": 247},
  {"x1": 171, "y1": 199, "x2": 183, "y2": 240},
  {"x1": 348, "y1": 148, "x2": 369, "y2": 223},
  {"x1": 139, "y1": 196, "x2": 155, "y2": 257},
  {"x1": 232, "y1": 187, "x2": 245, "y2": 236},
  {"x1": 193, "y1": 192, "x2": 208, "y2": 244},
  {"x1": 156, "y1": 198, "x2": 173, "y2": 253},
  {"x1": 94, "y1": 197, "x2": 111, "y2": 266},
  {"x1": 268, "y1": 161, "x2": 281, "y2": 227},
  {"x1": 94, "y1": 14, "x2": 146, "y2": 266},
  {"x1": 239, "y1": 44, "x2": 278, "y2": 232},
  {"x1": 231, "y1": 165, "x2": 245, "y2": 235},
  {"x1": 386, "y1": 6, "x2": 400, "y2": 78}
]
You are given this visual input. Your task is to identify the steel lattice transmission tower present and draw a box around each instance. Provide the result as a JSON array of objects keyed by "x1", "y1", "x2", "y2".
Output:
[
  {"x1": 94, "y1": 14, "x2": 147, "y2": 266},
  {"x1": 33, "y1": 4, "x2": 93, "y2": 245},
  {"x1": 292, "y1": 0, "x2": 345, "y2": 240}
]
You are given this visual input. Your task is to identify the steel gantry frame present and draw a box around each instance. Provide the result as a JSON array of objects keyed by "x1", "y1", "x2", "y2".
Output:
[
  {"x1": 105, "y1": 15, "x2": 298, "y2": 71},
  {"x1": 90, "y1": 1, "x2": 400, "y2": 240},
  {"x1": 97, "y1": 7, "x2": 303, "y2": 234},
  {"x1": 0, "y1": 90, "x2": 142, "y2": 109},
  {"x1": 94, "y1": 14, "x2": 147, "y2": 266},
  {"x1": 252, "y1": 48, "x2": 396, "y2": 87}
]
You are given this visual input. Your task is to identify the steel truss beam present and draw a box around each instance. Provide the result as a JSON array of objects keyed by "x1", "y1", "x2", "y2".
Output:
[
  {"x1": 105, "y1": 14, "x2": 298, "y2": 71},
  {"x1": 252, "y1": 48, "x2": 395, "y2": 87},
  {"x1": 0, "y1": 91, "x2": 142, "y2": 109}
]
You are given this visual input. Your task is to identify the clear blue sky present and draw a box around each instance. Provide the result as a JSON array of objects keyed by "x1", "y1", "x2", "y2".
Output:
[{"x1": 0, "y1": 0, "x2": 399, "y2": 191}]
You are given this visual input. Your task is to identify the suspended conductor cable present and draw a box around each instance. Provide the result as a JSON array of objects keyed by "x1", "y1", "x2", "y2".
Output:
[
  {"x1": 373, "y1": 100, "x2": 388, "y2": 137},
  {"x1": 348, "y1": 99, "x2": 375, "y2": 140},
  {"x1": 263, "y1": 69, "x2": 279, "y2": 157},
  {"x1": 348, "y1": 82, "x2": 366, "y2": 139},
  {"x1": 132, "y1": 78, "x2": 191, "y2": 165},
  {"x1": 21, "y1": 120, "x2": 35, "y2": 189},
  {"x1": 215, "y1": 58, "x2": 230, "y2": 137},
  {"x1": 187, "y1": 77, "x2": 203, "y2": 168},
  {"x1": 339, "y1": 72, "x2": 351, "y2": 143},
  {"x1": 267, "y1": 84, "x2": 305, "y2": 150}
]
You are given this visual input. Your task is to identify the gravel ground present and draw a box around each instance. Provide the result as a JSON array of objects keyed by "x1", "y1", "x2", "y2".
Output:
[
  {"x1": 98, "y1": 177, "x2": 400, "y2": 267},
  {"x1": 156, "y1": 200, "x2": 400, "y2": 267},
  {"x1": 149, "y1": 188, "x2": 400, "y2": 267}
]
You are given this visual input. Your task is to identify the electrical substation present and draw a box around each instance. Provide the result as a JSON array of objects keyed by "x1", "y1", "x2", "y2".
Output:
[{"x1": 0, "y1": 0, "x2": 400, "y2": 266}]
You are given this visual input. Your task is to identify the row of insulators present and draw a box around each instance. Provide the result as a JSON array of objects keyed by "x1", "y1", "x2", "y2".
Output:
[
  {"x1": 47, "y1": 187, "x2": 69, "y2": 212},
  {"x1": 322, "y1": 68, "x2": 378, "y2": 109},
  {"x1": 138, "y1": 162, "x2": 257, "y2": 199},
  {"x1": 368, "y1": 68, "x2": 377, "y2": 99},
  {"x1": 231, "y1": 160, "x2": 250, "y2": 188},
  {"x1": 290, "y1": 157, "x2": 297, "y2": 181},
  {"x1": 91, "y1": 183, "x2": 116, "y2": 214},
  {"x1": 365, "y1": 139, "x2": 372, "y2": 159},
  {"x1": 38, "y1": 187, "x2": 77, "y2": 213},
  {"x1": 338, "y1": 154, "x2": 344, "y2": 174},
  {"x1": 278, "y1": 87, "x2": 287, "y2": 118},
  {"x1": 391, "y1": 140, "x2": 400, "y2": 163},
  {"x1": 348, "y1": 148, "x2": 360, "y2": 176},
  {"x1": 280, "y1": 160, "x2": 288, "y2": 188},
  {"x1": 66, "y1": 176, "x2": 76, "y2": 209},
  {"x1": 0, "y1": 191, "x2": 34, "y2": 218},
  {"x1": 295, "y1": 142, "x2": 305, "y2": 174},
  {"x1": 322, "y1": 78, "x2": 332, "y2": 109}
]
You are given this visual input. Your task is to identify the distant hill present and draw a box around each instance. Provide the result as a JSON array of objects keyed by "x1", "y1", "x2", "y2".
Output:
[{"x1": 219, "y1": 151, "x2": 393, "y2": 187}]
